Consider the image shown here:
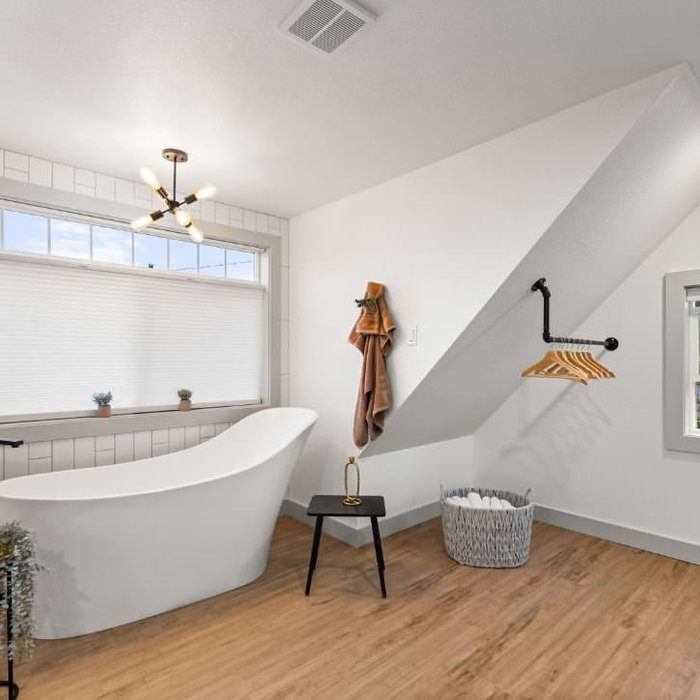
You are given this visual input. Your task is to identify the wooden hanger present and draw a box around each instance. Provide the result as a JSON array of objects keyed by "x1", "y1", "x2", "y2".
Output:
[
  {"x1": 521, "y1": 350, "x2": 589, "y2": 384},
  {"x1": 581, "y1": 350, "x2": 615, "y2": 378}
]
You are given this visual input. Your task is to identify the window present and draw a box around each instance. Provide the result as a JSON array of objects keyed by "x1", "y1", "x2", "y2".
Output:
[
  {"x1": 0, "y1": 206, "x2": 258, "y2": 281},
  {"x1": 0, "y1": 204, "x2": 266, "y2": 421},
  {"x1": 664, "y1": 271, "x2": 700, "y2": 453}
]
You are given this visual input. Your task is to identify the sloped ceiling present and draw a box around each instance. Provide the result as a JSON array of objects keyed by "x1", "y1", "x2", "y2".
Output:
[{"x1": 363, "y1": 66, "x2": 700, "y2": 458}]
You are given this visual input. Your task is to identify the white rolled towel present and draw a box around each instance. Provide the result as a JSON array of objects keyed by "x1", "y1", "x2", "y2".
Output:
[
  {"x1": 445, "y1": 496, "x2": 461, "y2": 506},
  {"x1": 500, "y1": 498, "x2": 514, "y2": 509},
  {"x1": 481, "y1": 496, "x2": 491, "y2": 508},
  {"x1": 466, "y1": 491, "x2": 483, "y2": 508},
  {"x1": 490, "y1": 497, "x2": 503, "y2": 510}
]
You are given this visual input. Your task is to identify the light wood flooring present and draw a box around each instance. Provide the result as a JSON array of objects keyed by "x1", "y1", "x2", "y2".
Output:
[{"x1": 16, "y1": 516, "x2": 700, "y2": 699}]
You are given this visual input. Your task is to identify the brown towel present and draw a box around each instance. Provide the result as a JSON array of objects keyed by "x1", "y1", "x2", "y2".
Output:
[{"x1": 349, "y1": 282, "x2": 396, "y2": 448}]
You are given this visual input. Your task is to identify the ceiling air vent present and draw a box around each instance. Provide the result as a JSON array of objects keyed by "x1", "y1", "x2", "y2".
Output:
[{"x1": 281, "y1": 0, "x2": 375, "y2": 56}]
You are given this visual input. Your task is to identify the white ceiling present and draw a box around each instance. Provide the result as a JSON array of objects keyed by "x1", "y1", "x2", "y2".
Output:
[{"x1": 3, "y1": 1, "x2": 700, "y2": 216}]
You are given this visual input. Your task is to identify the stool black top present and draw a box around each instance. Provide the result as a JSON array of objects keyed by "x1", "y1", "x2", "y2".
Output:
[{"x1": 307, "y1": 495, "x2": 386, "y2": 518}]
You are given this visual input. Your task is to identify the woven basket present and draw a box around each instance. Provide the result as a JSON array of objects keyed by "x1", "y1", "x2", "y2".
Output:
[{"x1": 441, "y1": 486, "x2": 534, "y2": 568}]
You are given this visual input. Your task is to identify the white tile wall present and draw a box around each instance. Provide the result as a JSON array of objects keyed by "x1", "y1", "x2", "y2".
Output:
[
  {"x1": 52, "y1": 163, "x2": 74, "y2": 192},
  {"x1": 0, "y1": 422, "x2": 234, "y2": 480}
]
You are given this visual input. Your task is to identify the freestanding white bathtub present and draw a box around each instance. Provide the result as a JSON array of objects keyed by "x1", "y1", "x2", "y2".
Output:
[{"x1": 0, "y1": 407, "x2": 317, "y2": 639}]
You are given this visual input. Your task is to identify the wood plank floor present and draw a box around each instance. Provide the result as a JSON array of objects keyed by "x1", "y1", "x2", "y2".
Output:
[{"x1": 15, "y1": 516, "x2": 700, "y2": 699}]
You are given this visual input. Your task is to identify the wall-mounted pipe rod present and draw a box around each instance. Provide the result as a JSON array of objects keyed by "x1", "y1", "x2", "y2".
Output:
[
  {"x1": 531, "y1": 278, "x2": 619, "y2": 351},
  {"x1": 0, "y1": 439, "x2": 23, "y2": 449}
]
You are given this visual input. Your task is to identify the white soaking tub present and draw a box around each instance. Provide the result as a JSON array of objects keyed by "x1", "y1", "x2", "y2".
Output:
[{"x1": 0, "y1": 407, "x2": 317, "y2": 638}]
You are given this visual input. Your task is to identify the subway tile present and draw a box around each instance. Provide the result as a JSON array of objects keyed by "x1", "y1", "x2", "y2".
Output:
[
  {"x1": 95, "y1": 450, "x2": 115, "y2": 466},
  {"x1": 95, "y1": 174, "x2": 115, "y2": 201},
  {"x1": 52, "y1": 439, "x2": 74, "y2": 470},
  {"x1": 115, "y1": 433, "x2": 135, "y2": 463},
  {"x1": 134, "y1": 431, "x2": 152, "y2": 460},
  {"x1": 168, "y1": 427, "x2": 185, "y2": 452},
  {"x1": 74, "y1": 437, "x2": 96, "y2": 468},
  {"x1": 29, "y1": 157, "x2": 52, "y2": 187},
  {"x1": 215, "y1": 203, "x2": 230, "y2": 225},
  {"x1": 29, "y1": 441, "x2": 51, "y2": 459},
  {"x1": 243, "y1": 209, "x2": 257, "y2": 231},
  {"x1": 5, "y1": 151, "x2": 28, "y2": 173},
  {"x1": 152, "y1": 442, "x2": 168, "y2": 457},
  {"x1": 29, "y1": 456, "x2": 52, "y2": 474},
  {"x1": 268, "y1": 215, "x2": 280, "y2": 233},
  {"x1": 215, "y1": 423, "x2": 228, "y2": 435},
  {"x1": 280, "y1": 265, "x2": 289, "y2": 320},
  {"x1": 200, "y1": 200, "x2": 216, "y2": 223},
  {"x1": 280, "y1": 320, "x2": 289, "y2": 374},
  {"x1": 75, "y1": 169, "x2": 95, "y2": 188},
  {"x1": 95, "y1": 434, "x2": 115, "y2": 452},
  {"x1": 200, "y1": 424, "x2": 215, "y2": 440},
  {"x1": 0, "y1": 446, "x2": 3, "y2": 480},
  {"x1": 115, "y1": 178, "x2": 134, "y2": 205},
  {"x1": 187, "y1": 199, "x2": 201, "y2": 217},
  {"x1": 52, "y1": 163, "x2": 74, "y2": 192},
  {"x1": 4, "y1": 168, "x2": 28, "y2": 183},
  {"x1": 256, "y1": 212, "x2": 269, "y2": 234},
  {"x1": 4, "y1": 444, "x2": 28, "y2": 479},
  {"x1": 0, "y1": 151, "x2": 4, "y2": 177},
  {"x1": 134, "y1": 183, "x2": 151, "y2": 206},
  {"x1": 229, "y1": 206, "x2": 243, "y2": 226},
  {"x1": 184, "y1": 425, "x2": 200, "y2": 448},
  {"x1": 280, "y1": 374, "x2": 289, "y2": 407},
  {"x1": 152, "y1": 428, "x2": 169, "y2": 445}
]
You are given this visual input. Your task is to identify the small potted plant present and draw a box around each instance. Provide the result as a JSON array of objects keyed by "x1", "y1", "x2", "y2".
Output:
[
  {"x1": 92, "y1": 391, "x2": 113, "y2": 418},
  {"x1": 177, "y1": 388, "x2": 192, "y2": 411}
]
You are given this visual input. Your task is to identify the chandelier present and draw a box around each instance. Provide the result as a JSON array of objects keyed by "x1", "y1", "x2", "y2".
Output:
[{"x1": 130, "y1": 148, "x2": 216, "y2": 242}]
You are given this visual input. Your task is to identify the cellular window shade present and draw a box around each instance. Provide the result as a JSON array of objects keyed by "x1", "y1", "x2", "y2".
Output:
[{"x1": 0, "y1": 258, "x2": 265, "y2": 417}]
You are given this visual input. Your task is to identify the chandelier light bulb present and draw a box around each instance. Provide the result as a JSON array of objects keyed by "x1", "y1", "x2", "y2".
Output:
[
  {"x1": 139, "y1": 167, "x2": 161, "y2": 190},
  {"x1": 175, "y1": 209, "x2": 192, "y2": 227},
  {"x1": 194, "y1": 185, "x2": 216, "y2": 200},
  {"x1": 130, "y1": 215, "x2": 152, "y2": 231},
  {"x1": 187, "y1": 224, "x2": 205, "y2": 243}
]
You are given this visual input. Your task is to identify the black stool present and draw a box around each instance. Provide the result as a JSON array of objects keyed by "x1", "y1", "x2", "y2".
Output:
[{"x1": 305, "y1": 495, "x2": 387, "y2": 598}]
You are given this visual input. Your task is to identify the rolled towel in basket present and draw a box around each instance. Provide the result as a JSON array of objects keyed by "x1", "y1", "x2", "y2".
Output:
[
  {"x1": 500, "y1": 498, "x2": 514, "y2": 509},
  {"x1": 466, "y1": 492, "x2": 483, "y2": 508},
  {"x1": 490, "y1": 497, "x2": 502, "y2": 510},
  {"x1": 481, "y1": 496, "x2": 491, "y2": 508}
]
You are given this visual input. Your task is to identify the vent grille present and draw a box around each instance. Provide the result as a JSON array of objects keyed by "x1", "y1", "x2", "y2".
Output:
[{"x1": 281, "y1": 0, "x2": 375, "y2": 56}]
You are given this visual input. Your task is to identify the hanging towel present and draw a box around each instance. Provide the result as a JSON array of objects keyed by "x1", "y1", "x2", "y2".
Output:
[{"x1": 349, "y1": 282, "x2": 396, "y2": 448}]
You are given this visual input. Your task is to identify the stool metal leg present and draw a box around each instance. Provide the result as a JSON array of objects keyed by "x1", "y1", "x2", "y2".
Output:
[
  {"x1": 370, "y1": 516, "x2": 387, "y2": 597},
  {"x1": 305, "y1": 516, "x2": 324, "y2": 596}
]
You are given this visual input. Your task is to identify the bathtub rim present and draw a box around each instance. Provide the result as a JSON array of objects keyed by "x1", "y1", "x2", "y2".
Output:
[{"x1": 0, "y1": 407, "x2": 318, "y2": 503}]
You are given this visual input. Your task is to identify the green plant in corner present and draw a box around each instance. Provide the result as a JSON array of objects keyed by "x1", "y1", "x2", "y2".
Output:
[
  {"x1": 177, "y1": 389, "x2": 192, "y2": 401},
  {"x1": 0, "y1": 521, "x2": 44, "y2": 660}
]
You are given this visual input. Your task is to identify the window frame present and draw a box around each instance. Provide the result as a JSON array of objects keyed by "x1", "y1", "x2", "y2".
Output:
[
  {"x1": 663, "y1": 270, "x2": 700, "y2": 453},
  {"x1": 0, "y1": 186, "x2": 280, "y2": 437}
]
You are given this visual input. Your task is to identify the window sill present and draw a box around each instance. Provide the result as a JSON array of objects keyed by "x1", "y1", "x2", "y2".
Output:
[{"x1": 0, "y1": 404, "x2": 267, "y2": 444}]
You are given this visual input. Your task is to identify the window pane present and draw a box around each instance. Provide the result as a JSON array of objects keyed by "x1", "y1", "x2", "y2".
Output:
[
  {"x1": 134, "y1": 233, "x2": 167, "y2": 269},
  {"x1": 3, "y1": 210, "x2": 48, "y2": 254},
  {"x1": 92, "y1": 226, "x2": 132, "y2": 264},
  {"x1": 169, "y1": 239, "x2": 197, "y2": 273},
  {"x1": 50, "y1": 219, "x2": 90, "y2": 259},
  {"x1": 199, "y1": 244, "x2": 225, "y2": 277},
  {"x1": 226, "y1": 249, "x2": 256, "y2": 281}
]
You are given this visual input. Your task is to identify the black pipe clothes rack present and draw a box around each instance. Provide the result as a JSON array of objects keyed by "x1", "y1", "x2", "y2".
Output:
[{"x1": 531, "y1": 278, "x2": 619, "y2": 351}]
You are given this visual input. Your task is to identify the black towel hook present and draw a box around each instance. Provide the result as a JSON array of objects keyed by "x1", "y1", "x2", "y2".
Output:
[{"x1": 531, "y1": 278, "x2": 618, "y2": 351}]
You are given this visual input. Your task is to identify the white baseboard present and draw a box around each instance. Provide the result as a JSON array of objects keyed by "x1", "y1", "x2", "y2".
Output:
[
  {"x1": 534, "y1": 505, "x2": 700, "y2": 565},
  {"x1": 281, "y1": 498, "x2": 700, "y2": 564},
  {"x1": 280, "y1": 497, "x2": 441, "y2": 548}
]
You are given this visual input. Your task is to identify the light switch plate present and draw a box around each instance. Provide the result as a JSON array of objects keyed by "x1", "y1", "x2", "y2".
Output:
[{"x1": 407, "y1": 325, "x2": 418, "y2": 346}]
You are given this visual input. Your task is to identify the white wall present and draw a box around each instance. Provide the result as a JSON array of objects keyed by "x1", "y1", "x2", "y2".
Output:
[
  {"x1": 474, "y1": 203, "x2": 700, "y2": 546},
  {"x1": 288, "y1": 70, "x2": 675, "y2": 522}
]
